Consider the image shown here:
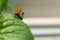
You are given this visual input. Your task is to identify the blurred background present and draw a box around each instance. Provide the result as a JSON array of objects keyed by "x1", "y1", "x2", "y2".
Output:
[{"x1": 4, "y1": 0, "x2": 60, "y2": 40}]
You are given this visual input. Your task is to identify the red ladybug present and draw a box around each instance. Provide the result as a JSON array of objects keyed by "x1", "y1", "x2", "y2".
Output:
[{"x1": 15, "y1": 8, "x2": 24, "y2": 20}]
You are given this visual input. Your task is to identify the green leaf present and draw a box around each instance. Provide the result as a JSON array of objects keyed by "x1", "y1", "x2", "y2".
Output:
[{"x1": 0, "y1": 14, "x2": 34, "y2": 40}]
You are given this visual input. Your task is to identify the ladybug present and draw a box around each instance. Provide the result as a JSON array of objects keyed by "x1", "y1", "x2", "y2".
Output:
[{"x1": 15, "y1": 8, "x2": 24, "y2": 20}]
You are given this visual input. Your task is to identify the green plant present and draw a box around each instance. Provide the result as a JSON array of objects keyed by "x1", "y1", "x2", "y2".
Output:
[
  {"x1": 0, "y1": 0, "x2": 34, "y2": 40},
  {"x1": 0, "y1": 0, "x2": 17, "y2": 14}
]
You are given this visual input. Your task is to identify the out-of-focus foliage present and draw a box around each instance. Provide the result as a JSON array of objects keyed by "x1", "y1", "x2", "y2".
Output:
[
  {"x1": 0, "y1": 0, "x2": 17, "y2": 14},
  {"x1": 0, "y1": 0, "x2": 8, "y2": 13}
]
